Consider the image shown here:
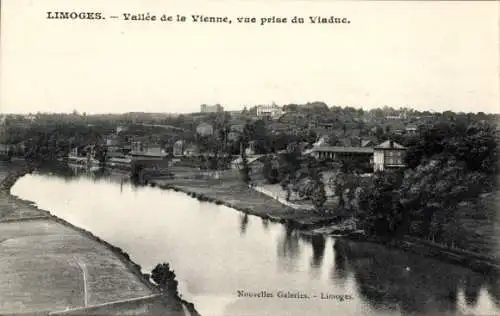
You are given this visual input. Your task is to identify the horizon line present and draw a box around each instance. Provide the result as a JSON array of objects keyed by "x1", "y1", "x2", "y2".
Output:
[{"x1": 1, "y1": 108, "x2": 499, "y2": 116}]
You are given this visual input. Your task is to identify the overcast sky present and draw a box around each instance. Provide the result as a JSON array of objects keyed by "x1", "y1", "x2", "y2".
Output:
[{"x1": 1, "y1": 0, "x2": 499, "y2": 114}]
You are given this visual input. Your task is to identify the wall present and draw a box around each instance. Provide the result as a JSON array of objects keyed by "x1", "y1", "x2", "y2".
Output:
[{"x1": 373, "y1": 150, "x2": 384, "y2": 171}]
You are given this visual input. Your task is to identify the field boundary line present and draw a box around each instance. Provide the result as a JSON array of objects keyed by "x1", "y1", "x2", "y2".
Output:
[{"x1": 48, "y1": 293, "x2": 162, "y2": 315}]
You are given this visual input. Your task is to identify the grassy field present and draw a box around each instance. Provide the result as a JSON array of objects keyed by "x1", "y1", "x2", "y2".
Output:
[
  {"x1": 455, "y1": 192, "x2": 500, "y2": 260},
  {"x1": 151, "y1": 175, "x2": 338, "y2": 226}
]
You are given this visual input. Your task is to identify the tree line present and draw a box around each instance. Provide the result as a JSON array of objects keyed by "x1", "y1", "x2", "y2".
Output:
[{"x1": 252, "y1": 118, "x2": 498, "y2": 251}]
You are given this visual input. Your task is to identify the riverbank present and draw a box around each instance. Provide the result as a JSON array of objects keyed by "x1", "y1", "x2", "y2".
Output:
[
  {"x1": 342, "y1": 234, "x2": 500, "y2": 274},
  {"x1": 0, "y1": 162, "x2": 199, "y2": 316},
  {"x1": 149, "y1": 177, "x2": 340, "y2": 229},
  {"x1": 149, "y1": 175, "x2": 500, "y2": 275}
]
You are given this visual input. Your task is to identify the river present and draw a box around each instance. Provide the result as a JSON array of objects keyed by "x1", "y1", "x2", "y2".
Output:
[{"x1": 10, "y1": 169, "x2": 500, "y2": 316}]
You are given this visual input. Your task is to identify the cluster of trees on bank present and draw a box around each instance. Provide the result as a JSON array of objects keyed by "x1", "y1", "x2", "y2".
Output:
[
  {"x1": 356, "y1": 121, "x2": 497, "y2": 246},
  {"x1": 336, "y1": 123, "x2": 497, "y2": 252},
  {"x1": 3, "y1": 121, "x2": 112, "y2": 164},
  {"x1": 253, "y1": 117, "x2": 498, "y2": 252}
]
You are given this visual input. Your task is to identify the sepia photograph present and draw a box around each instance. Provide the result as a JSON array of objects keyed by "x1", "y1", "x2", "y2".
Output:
[{"x1": 0, "y1": 0, "x2": 499, "y2": 315}]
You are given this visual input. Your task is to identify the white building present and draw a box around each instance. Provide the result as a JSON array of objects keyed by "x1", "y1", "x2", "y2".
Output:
[
  {"x1": 373, "y1": 140, "x2": 406, "y2": 172},
  {"x1": 196, "y1": 122, "x2": 214, "y2": 136},
  {"x1": 173, "y1": 140, "x2": 185, "y2": 157},
  {"x1": 200, "y1": 104, "x2": 224, "y2": 113}
]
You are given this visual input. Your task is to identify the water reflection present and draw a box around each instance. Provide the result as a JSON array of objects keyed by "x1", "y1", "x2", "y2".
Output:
[
  {"x1": 488, "y1": 272, "x2": 500, "y2": 308},
  {"x1": 464, "y1": 274, "x2": 484, "y2": 307},
  {"x1": 300, "y1": 234, "x2": 326, "y2": 272},
  {"x1": 261, "y1": 218, "x2": 269, "y2": 231},
  {"x1": 277, "y1": 224, "x2": 300, "y2": 271},
  {"x1": 332, "y1": 240, "x2": 349, "y2": 283},
  {"x1": 10, "y1": 171, "x2": 500, "y2": 316},
  {"x1": 333, "y1": 238, "x2": 499, "y2": 316},
  {"x1": 239, "y1": 214, "x2": 249, "y2": 236},
  {"x1": 310, "y1": 235, "x2": 326, "y2": 269}
]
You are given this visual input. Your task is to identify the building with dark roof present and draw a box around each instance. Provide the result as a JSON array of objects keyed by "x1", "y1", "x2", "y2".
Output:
[{"x1": 307, "y1": 140, "x2": 407, "y2": 172}]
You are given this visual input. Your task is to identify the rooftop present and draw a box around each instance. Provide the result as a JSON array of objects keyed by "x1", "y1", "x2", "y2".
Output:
[
  {"x1": 374, "y1": 140, "x2": 406, "y2": 149},
  {"x1": 311, "y1": 146, "x2": 374, "y2": 154}
]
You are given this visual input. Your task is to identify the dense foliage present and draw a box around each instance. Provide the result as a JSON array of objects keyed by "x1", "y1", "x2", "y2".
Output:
[
  {"x1": 354, "y1": 121, "x2": 498, "y2": 247},
  {"x1": 151, "y1": 262, "x2": 179, "y2": 296}
]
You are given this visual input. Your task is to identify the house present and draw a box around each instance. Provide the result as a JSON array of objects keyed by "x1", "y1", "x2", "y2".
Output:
[
  {"x1": 104, "y1": 134, "x2": 124, "y2": 152},
  {"x1": 383, "y1": 119, "x2": 406, "y2": 135},
  {"x1": 200, "y1": 104, "x2": 224, "y2": 113},
  {"x1": 105, "y1": 151, "x2": 132, "y2": 169},
  {"x1": 68, "y1": 144, "x2": 99, "y2": 166},
  {"x1": 405, "y1": 125, "x2": 418, "y2": 135},
  {"x1": 230, "y1": 155, "x2": 266, "y2": 178},
  {"x1": 130, "y1": 141, "x2": 167, "y2": 158},
  {"x1": 256, "y1": 104, "x2": 284, "y2": 120},
  {"x1": 130, "y1": 141, "x2": 169, "y2": 169},
  {"x1": 0, "y1": 144, "x2": 11, "y2": 161},
  {"x1": 196, "y1": 122, "x2": 214, "y2": 136},
  {"x1": 373, "y1": 140, "x2": 406, "y2": 172},
  {"x1": 173, "y1": 140, "x2": 185, "y2": 157},
  {"x1": 310, "y1": 146, "x2": 374, "y2": 161}
]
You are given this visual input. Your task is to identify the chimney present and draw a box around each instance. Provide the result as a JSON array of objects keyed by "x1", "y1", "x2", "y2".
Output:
[{"x1": 389, "y1": 140, "x2": 394, "y2": 148}]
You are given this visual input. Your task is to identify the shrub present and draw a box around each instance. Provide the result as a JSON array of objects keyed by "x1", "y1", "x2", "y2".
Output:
[{"x1": 151, "y1": 262, "x2": 179, "y2": 296}]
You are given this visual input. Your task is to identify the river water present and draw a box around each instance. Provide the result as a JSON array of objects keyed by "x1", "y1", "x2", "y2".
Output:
[{"x1": 10, "y1": 169, "x2": 500, "y2": 316}]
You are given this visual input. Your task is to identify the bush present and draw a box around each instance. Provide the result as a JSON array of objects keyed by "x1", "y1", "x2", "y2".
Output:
[{"x1": 151, "y1": 262, "x2": 179, "y2": 296}]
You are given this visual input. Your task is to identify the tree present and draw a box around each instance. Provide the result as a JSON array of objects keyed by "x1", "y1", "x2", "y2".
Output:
[
  {"x1": 326, "y1": 133, "x2": 342, "y2": 146},
  {"x1": 332, "y1": 172, "x2": 345, "y2": 209},
  {"x1": 278, "y1": 149, "x2": 302, "y2": 200},
  {"x1": 130, "y1": 161, "x2": 146, "y2": 184},
  {"x1": 240, "y1": 124, "x2": 253, "y2": 184},
  {"x1": 241, "y1": 156, "x2": 251, "y2": 184},
  {"x1": 252, "y1": 119, "x2": 269, "y2": 154},
  {"x1": 151, "y1": 263, "x2": 179, "y2": 296},
  {"x1": 358, "y1": 171, "x2": 404, "y2": 237},
  {"x1": 262, "y1": 156, "x2": 279, "y2": 184},
  {"x1": 311, "y1": 179, "x2": 327, "y2": 212}
]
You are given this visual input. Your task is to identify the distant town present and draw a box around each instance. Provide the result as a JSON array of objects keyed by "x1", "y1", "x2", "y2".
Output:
[
  {"x1": 0, "y1": 103, "x2": 497, "y2": 177},
  {"x1": 0, "y1": 101, "x2": 498, "y2": 315},
  {"x1": 0, "y1": 101, "x2": 498, "y2": 220}
]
